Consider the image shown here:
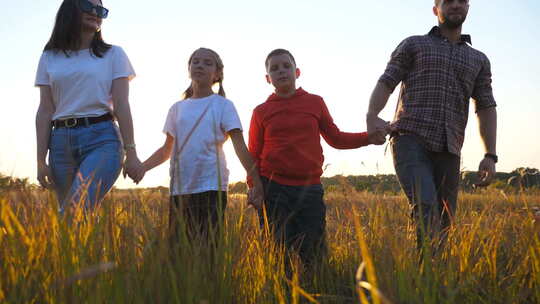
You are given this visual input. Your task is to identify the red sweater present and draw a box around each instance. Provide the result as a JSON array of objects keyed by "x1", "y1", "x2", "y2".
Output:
[{"x1": 248, "y1": 88, "x2": 370, "y2": 186}]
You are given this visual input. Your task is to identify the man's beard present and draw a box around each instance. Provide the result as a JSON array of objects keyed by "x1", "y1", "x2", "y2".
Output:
[{"x1": 441, "y1": 14, "x2": 466, "y2": 29}]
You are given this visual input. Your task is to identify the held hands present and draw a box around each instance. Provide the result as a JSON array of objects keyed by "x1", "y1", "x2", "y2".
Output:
[
  {"x1": 474, "y1": 156, "x2": 496, "y2": 188},
  {"x1": 366, "y1": 114, "x2": 394, "y2": 145},
  {"x1": 247, "y1": 181, "x2": 264, "y2": 211},
  {"x1": 367, "y1": 127, "x2": 389, "y2": 145},
  {"x1": 123, "y1": 152, "x2": 145, "y2": 184}
]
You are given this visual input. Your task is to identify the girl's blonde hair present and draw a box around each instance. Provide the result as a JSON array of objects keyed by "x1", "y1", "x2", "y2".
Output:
[{"x1": 182, "y1": 48, "x2": 226, "y2": 100}]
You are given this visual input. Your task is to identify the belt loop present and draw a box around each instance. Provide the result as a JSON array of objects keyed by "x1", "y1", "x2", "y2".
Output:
[{"x1": 84, "y1": 117, "x2": 90, "y2": 127}]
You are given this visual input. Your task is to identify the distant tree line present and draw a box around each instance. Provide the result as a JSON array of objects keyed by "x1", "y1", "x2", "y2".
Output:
[
  {"x1": 1, "y1": 167, "x2": 539, "y2": 193},
  {"x1": 229, "y1": 167, "x2": 540, "y2": 194},
  {"x1": 0, "y1": 174, "x2": 34, "y2": 192}
]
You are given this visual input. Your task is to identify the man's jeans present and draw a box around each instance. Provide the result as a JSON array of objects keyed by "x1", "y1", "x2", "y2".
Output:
[
  {"x1": 49, "y1": 120, "x2": 123, "y2": 212},
  {"x1": 391, "y1": 134, "x2": 460, "y2": 243},
  {"x1": 259, "y1": 177, "x2": 327, "y2": 268}
]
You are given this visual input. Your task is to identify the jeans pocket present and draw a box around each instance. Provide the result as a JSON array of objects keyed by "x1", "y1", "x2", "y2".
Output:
[
  {"x1": 89, "y1": 121, "x2": 121, "y2": 146},
  {"x1": 90, "y1": 121, "x2": 115, "y2": 136},
  {"x1": 391, "y1": 135, "x2": 421, "y2": 167}
]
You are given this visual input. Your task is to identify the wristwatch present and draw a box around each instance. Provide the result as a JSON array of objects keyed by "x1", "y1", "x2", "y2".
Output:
[
  {"x1": 484, "y1": 153, "x2": 498, "y2": 163},
  {"x1": 123, "y1": 143, "x2": 136, "y2": 151}
]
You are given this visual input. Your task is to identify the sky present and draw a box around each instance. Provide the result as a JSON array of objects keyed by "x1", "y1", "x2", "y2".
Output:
[{"x1": 1, "y1": 0, "x2": 539, "y2": 189}]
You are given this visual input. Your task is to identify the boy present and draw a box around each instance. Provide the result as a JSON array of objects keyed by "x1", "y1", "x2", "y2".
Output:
[{"x1": 248, "y1": 49, "x2": 387, "y2": 268}]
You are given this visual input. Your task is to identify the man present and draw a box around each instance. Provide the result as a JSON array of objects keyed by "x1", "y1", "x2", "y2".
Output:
[{"x1": 366, "y1": 0, "x2": 497, "y2": 245}]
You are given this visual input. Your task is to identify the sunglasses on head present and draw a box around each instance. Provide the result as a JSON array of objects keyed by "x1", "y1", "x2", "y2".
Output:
[{"x1": 78, "y1": 0, "x2": 109, "y2": 19}]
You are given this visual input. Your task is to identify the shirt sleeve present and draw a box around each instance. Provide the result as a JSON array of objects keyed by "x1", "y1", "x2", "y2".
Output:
[
  {"x1": 35, "y1": 52, "x2": 50, "y2": 87},
  {"x1": 112, "y1": 46, "x2": 136, "y2": 81},
  {"x1": 247, "y1": 108, "x2": 264, "y2": 187},
  {"x1": 163, "y1": 104, "x2": 177, "y2": 137},
  {"x1": 472, "y1": 54, "x2": 497, "y2": 112},
  {"x1": 378, "y1": 37, "x2": 415, "y2": 93},
  {"x1": 319, "y1": 98, "x2": 370, "y2": 149},
  {"x1": 220, "y1": 99, "x2": 243, "y2": 133}
]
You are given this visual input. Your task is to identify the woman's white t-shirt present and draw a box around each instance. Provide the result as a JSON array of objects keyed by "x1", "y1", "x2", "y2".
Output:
[
  {"x1": 163, "y1": 94, "x2": 242, "y2": 195},
  {"x1": 35, "y1": 46, "x2": 136, "y2": 120}
]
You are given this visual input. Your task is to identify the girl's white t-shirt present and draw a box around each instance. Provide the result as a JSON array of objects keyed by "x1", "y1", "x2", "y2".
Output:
[
  {"x1": 35, "y1": 46, "x2": 136, "y2": 120},
  {"x1": 163, "y1": 94, "x2": 242, "y2": 195}
]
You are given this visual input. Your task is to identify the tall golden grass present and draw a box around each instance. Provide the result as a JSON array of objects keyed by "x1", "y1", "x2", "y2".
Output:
[{"x1": 1, "y1": 185, "x2": 539, "y2": 303}]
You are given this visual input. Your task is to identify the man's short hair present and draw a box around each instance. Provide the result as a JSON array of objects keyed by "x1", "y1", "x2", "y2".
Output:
[{"x1": 265, "y1": 49, "x2": 296, "y2": 68}]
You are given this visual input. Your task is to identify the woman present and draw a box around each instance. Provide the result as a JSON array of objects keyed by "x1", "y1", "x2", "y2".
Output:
[{"x1": 35, "y1": 0, "x2": 141, "y2": 212}]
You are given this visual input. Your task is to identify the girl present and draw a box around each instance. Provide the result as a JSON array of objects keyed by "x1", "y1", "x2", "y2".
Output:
[
  {"x1": 35, "y1": 0, "x2": 140, "y2": 213},
  {"x1": 138, "y1": 48, "x2": 264, "y2": 240}
]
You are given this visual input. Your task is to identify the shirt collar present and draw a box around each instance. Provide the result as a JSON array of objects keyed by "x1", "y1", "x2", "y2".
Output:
[{"x1": 428, "y1": 26, "x2": 472, "y2": 45}]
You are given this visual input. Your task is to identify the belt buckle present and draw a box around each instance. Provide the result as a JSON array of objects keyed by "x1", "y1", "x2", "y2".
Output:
[{"x1": 64, "y1": 118, "x2": 77, "y2": 128}]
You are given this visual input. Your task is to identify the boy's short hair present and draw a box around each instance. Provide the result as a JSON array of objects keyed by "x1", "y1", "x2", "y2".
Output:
[{"x1": 265, "y1": 49, "x2": 296, "y2": 69}]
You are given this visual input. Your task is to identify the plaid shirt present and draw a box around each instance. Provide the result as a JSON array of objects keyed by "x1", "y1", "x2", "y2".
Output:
[{"x1": 379, "y1": 26, "x2": 497, "y2": 155}]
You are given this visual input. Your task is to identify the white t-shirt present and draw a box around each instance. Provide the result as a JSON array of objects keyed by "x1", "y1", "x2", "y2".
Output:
[
  {"x1": 35, "y1": 46, "x2": 135, "y2": 120},
  {"x1": 163, "y1": 94, "x2": 243, "y2": 195}
]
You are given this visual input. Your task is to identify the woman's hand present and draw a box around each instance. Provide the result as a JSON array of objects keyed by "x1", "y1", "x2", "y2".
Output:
[
  {"x1": 37, "y1": 162, "x2": 54, "y2": 189},
  {"x1": 123, "y1": 152, "x2": 144, "y2": 184}
]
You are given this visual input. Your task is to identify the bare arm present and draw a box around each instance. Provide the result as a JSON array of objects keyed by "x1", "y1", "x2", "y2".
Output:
[
  {"x1": 229, "y1": 129, "x2": 264, "y2": 208},
  {"x1": 475, "y1": 107, "x2": 497, "y2": 186},
  {"x1": 367, "y1": 37, "x2": 413, "y2": 135},
  {"x1": 477, "y1": 107, "x2": 497, "y2": 155},
  {"x1": 36, "y1": 86, "x2": 55, "y2": 188},
  {"x1": 142, "y1": 133, "x2": 175, "y2": 172},
  {"x1": 111, "y1": 77, "x2": 141, "y2": 180},
  {"x1": 230, "y1": 129, "x2": 261, "y2": 183},
  {"x1": 366, "y1": 82, "x2": 393, "y2": 134}
]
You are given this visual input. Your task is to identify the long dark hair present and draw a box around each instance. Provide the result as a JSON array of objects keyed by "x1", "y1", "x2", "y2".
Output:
[
  {"x1": 44, "y1": 0, "x2": 111, "y2": 57},
  {"x1": 182, "y1": 48, "x2": 226, "y2": 100}
]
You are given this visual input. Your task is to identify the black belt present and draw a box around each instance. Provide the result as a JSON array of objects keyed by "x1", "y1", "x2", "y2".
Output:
[{"x1": 52, "y1": 113, "x2": 113, "y2": 128}]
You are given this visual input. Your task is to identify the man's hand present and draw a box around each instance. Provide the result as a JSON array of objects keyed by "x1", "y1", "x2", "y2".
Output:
[
  {"x1": 366, "y1": 114, "x2": 390, "y2": 135},
  {"x1": 475, "y1": 157, "x2": 496, "y2": 187},
  {"x1": 367, "y1": 128, "x2": 388, "y2": 145},
  {"x1": 37, "y1": 162, "x2": 54, "y2": 189}
]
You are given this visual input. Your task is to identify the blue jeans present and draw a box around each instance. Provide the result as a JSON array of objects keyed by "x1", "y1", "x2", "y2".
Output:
[
  {"x1": 258, "y1": 177, "x2": 327, "y2": 268},
  {"x1": 49, "y1": 120, "x2": 123, "y2": 212},
  {"x1": 391, "y1": 134, "x2": 460, "y2": 241}
]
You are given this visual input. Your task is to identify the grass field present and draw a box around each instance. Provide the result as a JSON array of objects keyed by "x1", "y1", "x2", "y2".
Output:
[{"x1": 1, "y1": 185, "x2": 539, "y2": 303}]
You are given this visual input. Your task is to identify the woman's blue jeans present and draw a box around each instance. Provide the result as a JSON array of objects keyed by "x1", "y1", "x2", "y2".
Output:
[{"x1": 48, "y1": 120, "x2": 123, "y2": 213}]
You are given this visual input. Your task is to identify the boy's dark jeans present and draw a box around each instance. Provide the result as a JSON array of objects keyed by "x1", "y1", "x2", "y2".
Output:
[
  {"x1": 391, "y1": 134, "x2": 460, "y2": 246},
  {"x1": 258, "y1": 177, "x2": 327, "y2": 268},
  {"x1": 169, "y1": 191, "x2": 228, "y2": 243}
]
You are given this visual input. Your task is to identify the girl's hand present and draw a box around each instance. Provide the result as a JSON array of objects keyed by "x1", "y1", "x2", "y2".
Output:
[
  {"x1": 132, "y1": 166, "x2": 145, "y2": 184},
  {"x1": 123, "y1": 153, "x2": 144, "y2": 184},
  {"x1": 247, "y1": 185, "x2": 264, "y2": 211}
]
